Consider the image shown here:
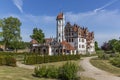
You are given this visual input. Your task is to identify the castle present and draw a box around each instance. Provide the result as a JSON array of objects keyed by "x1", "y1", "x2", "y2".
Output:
[{"x1": 30, "y1": 13, "x2": 95, "y2": 55}]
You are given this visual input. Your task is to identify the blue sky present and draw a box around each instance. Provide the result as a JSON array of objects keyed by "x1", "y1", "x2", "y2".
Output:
[{"x1": 0, "y1": 0, "x2": 120, "y2": 46}]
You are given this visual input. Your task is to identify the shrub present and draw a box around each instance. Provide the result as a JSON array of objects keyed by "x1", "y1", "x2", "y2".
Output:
[
  {"x1": 0, "y1": 56, "x2": 6, "y2": 65},
  {"x1": 46, "y1": 65, "x2": 59, "y2": 78},
  {"x1": 58, "y1": 62, "x2": 79, "y2": 80},
  {"x1": 34, "y1": 65, "x2": 47, "y2": 77},
  {"x1": 34, "y1": 62, "x2": 79, "y2": 80},
  {"x1": 98, "y1": 53, "x2": 109, "y2": 60},
  {"x1": 110, "y1": 57, "x2": 120, "y2": 67},
  {"x1": 0, "y1": 55, "x2": 16, "y2": 67},
  {"x1": 5, "y1": 56, "x2": 16, "y2": 67}
]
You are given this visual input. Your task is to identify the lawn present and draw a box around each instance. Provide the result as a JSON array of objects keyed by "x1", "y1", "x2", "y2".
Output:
[
  {"x1": 90, "y1": 58, "x2": 120, "y2": 77},
  {"x1": 0, "y1": 60, "x2": 95, "y2": 80},
  {"x1": 0, "y1": 66, "x2": 54, "y2": 80}
]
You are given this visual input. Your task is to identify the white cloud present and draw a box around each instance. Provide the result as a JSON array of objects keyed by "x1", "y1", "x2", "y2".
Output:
[
  {"x1": 65, "y1": 10, "x2": 120, "y2": 46},
  {"x1": 94, "y1": 0, "x2": 119, "y2": 13},
  {"x1": 12, "y1": 0, "x2": 23, "y2": 13},
  {"x1": 1, "y1": 8, "x2": 120, "y2": 46}
]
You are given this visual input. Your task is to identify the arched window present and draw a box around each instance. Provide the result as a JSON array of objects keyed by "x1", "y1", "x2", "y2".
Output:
[
  {"x1": 33, "y1": 49, "x2": 35, "y2": 53},
  {"x1": 43, "y1": 49, "x2": 46, "y2": 54}
]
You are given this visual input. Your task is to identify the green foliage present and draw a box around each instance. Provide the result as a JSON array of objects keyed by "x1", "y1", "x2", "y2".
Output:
[
  {"x1": 1, "y1": 16, "x2": 22, "y2": 50},
  {"x1": 24, "y1": 54, "x2": 81, "y2": 65},
  {"x1": 58, "y1": 62, "x2": 79, "y2": 80},
  {"x1": 5, "y1": 56, "x2": 16, "y2": 67},
  {"x1": 8, "y1": 41, "x2": 28, "y2": 50},
  {"x1": 46, "y1": 66, "x2": 58, "y2": 78},
  {"x1": 34, "y1": 66, "x2": 47, "y2": 77},
  {"x1": 0, "y1": 56, "x2": 6, "y2": 65},
  {"x1": 95, "y1": 41, "x2": 99, "y2": 51},
  {"x1": 0, "y1": 55, "x2": 16, "y2": 67},
  {"x1": 101, "y1": 39, "x2": 120, "y2": 53},
  {"x1": 98, "y1": 53, "x2": 109, "y2": 60},
  {"x1": 110, "y1": 54, "x2": 120, "y2": 68},
  {"x1": 30, "y1": 28, "x2": 45, "y2": 43},
  {"x1": 34, "y1": 62, "x2": 79, "y2": 80}
]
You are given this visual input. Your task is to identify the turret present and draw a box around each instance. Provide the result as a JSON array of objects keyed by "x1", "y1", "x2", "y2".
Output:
[{"x1": 56, "y1": 13, "x2": 65, "y2": 42}]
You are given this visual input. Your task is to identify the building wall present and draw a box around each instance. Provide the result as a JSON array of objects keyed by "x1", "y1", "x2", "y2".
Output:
[{"x1": 75, "y1": 38, "x2": 87, "y2": 54}]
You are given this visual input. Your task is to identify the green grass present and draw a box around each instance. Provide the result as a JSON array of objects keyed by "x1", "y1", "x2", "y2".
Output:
[
  {"x1": 0, "y1": 66, "x2": 55, "y2": 80},
  {"x1": 0, "y1": 60, "x2": 95, "y2": 80},
  {"x1": 90, "y1": 58, "x2": 120, "y2": 77}
]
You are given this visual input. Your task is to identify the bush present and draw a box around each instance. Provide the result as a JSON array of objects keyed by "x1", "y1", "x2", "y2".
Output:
[
  {"x1": 98, "y1": 53, "x2": 109, "y2": 60},
  {"x1": 46, "y1": 66, "x2": 58, "y2": 78},
  {"x1": 5, "y1": 56, "x2": 16, "y2": 67},
  {"x1": 34, "y1": 65, "x2": 47, "y2": 77},
  {"x1": 0, "y1": 56, "x2": 6, "y2": 65},
  {"x1": 110, "y1": 57, "x2": 120, "y2": 67},
  {"x1": 34, "y1": 62, "x2": 79, "y2": 80},
  {"x1": 58, "y1": 62, "x2": 79, "y2": 80},
  {"x1": 0, "y1": 55, "x2": 16, "y2": 67}
]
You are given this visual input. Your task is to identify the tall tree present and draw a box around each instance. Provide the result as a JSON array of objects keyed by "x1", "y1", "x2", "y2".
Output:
[
  {"x1": 30, "y1": 28, "x2": 45, "y2": 43},
  {"x1": 95, "y1": 41, "x2": 99, "y2": 51},
  {"x1": 1, "y1": 16, "x2": 22, "y2": 51},
  {"x1": 0, "y1": 20, "x2": 3, "y2": 39}
]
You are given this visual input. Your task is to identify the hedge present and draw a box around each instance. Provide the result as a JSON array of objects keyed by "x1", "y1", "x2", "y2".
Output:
[
  {"x1": 24, "y1": 54, "x2": 81, "y2": 65},
  {"x1": 0, "y1": 55, "x2": 16, "y2": 67}
]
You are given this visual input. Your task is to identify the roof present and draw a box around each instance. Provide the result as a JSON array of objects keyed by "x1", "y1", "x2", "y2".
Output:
[
  {"x1": 45, "y1": 38, "x2": 53, "y2": 43},
  {"x1": 56, "y1": 13, "x2": 63, "y2": 20},
  {"x1": 61, "y1": 41, "x2": 75, "y2": 50},
  {"x1": 30, "y1": 39, "x2": 38, "y2": 44},
  {"x1": 73, "y1": 24, "x2": 79, "y2": 32}
]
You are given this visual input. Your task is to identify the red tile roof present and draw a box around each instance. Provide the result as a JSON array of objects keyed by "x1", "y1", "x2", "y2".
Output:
[
  {"x1": 30, "y1": 39, "x2": 38, "y2": 44},
  {"x1": 56, "y1": 13, "x2": 63, "y2": 20},
  {"x1": 45, "y1": 38, "x2": 53, "y2": 43},
  {"x1": 61, "y1": 41, "x2": 75, "y2": 50}
]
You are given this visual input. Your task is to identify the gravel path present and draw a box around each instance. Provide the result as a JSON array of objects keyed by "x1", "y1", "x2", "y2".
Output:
[
  {"x1": 80, "y1": 56, "x2": 120, "y2": 80},
  {"x1": 17, "y1": 62, "x2": 35, "y2": 69}
]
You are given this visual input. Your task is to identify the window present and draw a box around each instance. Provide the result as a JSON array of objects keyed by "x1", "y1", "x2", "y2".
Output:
[
  {"x1": 59, "y1": 39, "x2": 60, "y2": 42},
  {"x1": 82, "y1": 38, "x2": 84, "y2": 42},
  {"x1": 59, "y1": 33, "x2": 60, "y2": 36},
  {"x1": 69, "y1": 39, "x2": 71, "y2": 42},
  {"x1": 69, "y1": 28, "x2": 71, "y2": 32},
  {"x1": 67, "y1": 39, "x2": 68, "y2": 42},
  {"x1": 82, "y1": 45, "x2": 85, "y2": 48},
  {"x1": 79, "y1": 39, "x2": 80, "y2": 42},
  {"x1": 72, "y1": 38, "x2": 73, "y2": 42}
]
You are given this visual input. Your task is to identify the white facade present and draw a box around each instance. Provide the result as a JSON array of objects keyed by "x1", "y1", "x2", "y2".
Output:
[
  {"x1": 76, "y1": 38, "x2": 87, "y2": 54},
  {"x1": 87, "y1": 40, "x2": 95, "y2": 54}
]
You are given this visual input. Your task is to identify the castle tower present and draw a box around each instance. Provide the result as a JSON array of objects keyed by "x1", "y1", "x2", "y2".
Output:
[{"x1": 56, "y1": 13, "x2": 65, "y2": 42}]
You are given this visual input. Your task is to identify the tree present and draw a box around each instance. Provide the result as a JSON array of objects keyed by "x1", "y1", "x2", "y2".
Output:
[
  {"x1": 0, "y1": 20, "x2": 3, "y2": 39},
  {"x1": 108, "y1": 39, "x2": 118, "y2": 52},
  {"x1": 113, "y1": 40, "x2": 120, "y2": 53},
  {"x1": 101, "y1": 39, "x2": 120, "y2": 53},
  {"x1": 1, "y1": 16, "x2": 22, "y2": 51},
  {"x1": 95, "y1": 41, "x2": 99, "y2": 51},
  {"x1": 101, "y1": 42, "x2": 110, "y2": 51},
  {"x1": 30, "y1": 28, "x2": 45, "y2": 43},
  {"x1": 8, "y1": 41, "x2": 28, "y2": 50}
]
